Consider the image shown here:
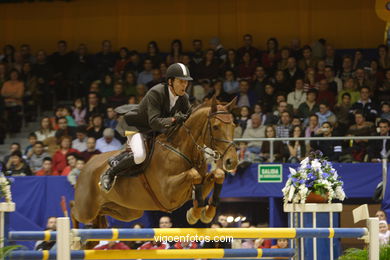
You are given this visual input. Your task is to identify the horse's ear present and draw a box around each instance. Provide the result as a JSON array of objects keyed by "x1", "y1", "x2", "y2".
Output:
[
  {"x1": 210, "y1": 95, "x2": 217, "y2": 113},
  {"x1": 225, "y1": 97, "x2": 237, "y2": 112}
]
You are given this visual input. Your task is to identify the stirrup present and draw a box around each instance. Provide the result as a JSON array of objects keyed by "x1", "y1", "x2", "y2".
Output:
[{"x1": 99, "y1": 173, "x2": 118, "y2": 193}]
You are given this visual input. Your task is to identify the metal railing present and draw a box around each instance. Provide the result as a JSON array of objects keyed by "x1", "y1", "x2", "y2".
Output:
[{"x1": 234, "y1": 136, "x2": 390, "y2": 162}]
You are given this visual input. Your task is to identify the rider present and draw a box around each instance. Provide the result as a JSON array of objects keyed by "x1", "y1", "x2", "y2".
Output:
[{"x1": 100, "y1": 63, "x2": 193, "y2": 191}]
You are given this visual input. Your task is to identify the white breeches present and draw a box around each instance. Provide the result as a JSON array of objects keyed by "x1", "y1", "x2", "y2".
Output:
[{"x1": 127, "y1": 133, "x2": 146, "y2": 164}]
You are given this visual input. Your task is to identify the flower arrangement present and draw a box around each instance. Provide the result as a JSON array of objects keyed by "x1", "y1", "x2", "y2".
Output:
[
  {"x1": 0, "y1": 165, "x2": 12, "y2": 203},
  {"x1": 282, "y1": 151, "x2": 346, "y2": 204}
]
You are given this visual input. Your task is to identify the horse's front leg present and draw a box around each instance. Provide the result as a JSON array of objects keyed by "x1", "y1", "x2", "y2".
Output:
[
  {"x1": 200, "y1": 168, "x2": 225, "y2": 224},
  {"x1": 185, "y1": 168, "x2": 206, "y2": 225}
]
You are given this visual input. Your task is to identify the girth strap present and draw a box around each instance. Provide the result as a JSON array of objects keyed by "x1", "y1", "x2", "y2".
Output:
[{"x1": 156, "y1": 140, "x2": 193, "y2": 167}]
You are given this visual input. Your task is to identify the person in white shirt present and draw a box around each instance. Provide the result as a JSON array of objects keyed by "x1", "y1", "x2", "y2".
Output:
[
  {"x1": 72, "y1": 126, "x2": 88, "y2": 152},
  {"x1": 95, "y1": 128, "x2": 122, "y2": 153},
  {"x1": 287, "y1": 78, "x2": 306, "y2": 112}
]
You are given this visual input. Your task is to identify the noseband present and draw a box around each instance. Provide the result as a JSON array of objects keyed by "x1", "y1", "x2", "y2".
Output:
[{"x1": 184, "y1": 110, "x2": 236, "y2": 162}]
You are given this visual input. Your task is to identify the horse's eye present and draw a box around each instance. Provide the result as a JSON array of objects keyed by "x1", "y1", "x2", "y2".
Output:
[{"x1": 213, "y1": 125, "x2": 219, "y2": 131}]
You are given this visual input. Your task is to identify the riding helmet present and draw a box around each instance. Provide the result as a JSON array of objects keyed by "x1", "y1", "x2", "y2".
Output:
[{"x1": 166, "y1": 63, "x2": 193, "y2": 81}]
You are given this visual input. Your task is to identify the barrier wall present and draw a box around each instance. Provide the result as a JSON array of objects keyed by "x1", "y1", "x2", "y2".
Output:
[{"x1": 0, "y1": 0, "x2": 384, "y2": 52}]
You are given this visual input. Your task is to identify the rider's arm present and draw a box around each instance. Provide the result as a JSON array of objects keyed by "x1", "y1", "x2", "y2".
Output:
[{"x1": 147, "y1": 92, "x2": 175, "y2": 132}]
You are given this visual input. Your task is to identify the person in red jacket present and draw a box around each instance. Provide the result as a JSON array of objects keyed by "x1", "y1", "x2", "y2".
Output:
[
  {"x1": 173, "y1": 241, "x2": 198, "y2": 249},
  {"x1": 94, "y1": 241, "x2": 129, "y2": 250},
  {"x1": 52, "y1": 136, "x2": 79, "y2": 174},
  {"x1": 138, "y1": 241, "x2": 170, "y2": 250}
]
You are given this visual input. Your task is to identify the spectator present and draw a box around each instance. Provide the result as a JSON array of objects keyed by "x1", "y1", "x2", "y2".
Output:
[
  {"x1": 207, "y1": 80, "x2": 231, "y2": 103},
  {"x1": 100, "y1": 73, "x2": 114, "y2": 98},
  {"x1": 273, "y1": 69, "x2": 290, "y2": 93},
  {"x1": 287, "y1": 126, "x2": 306, "y2": 163},
  {"x1": 166, "y1": 39, "x2": 183, "y2": 65},
  {"x1": 52, "y1": 136, "x2": 79, "y2": 174},
  {"x1": 159, "y1": 216, "x2": 172, "y2": 228},
  {"x1": 33, "y1": 50, "x2": 54, "y2": 111},
  {"x1": 61, "y1": 106, "x2": 77, "y2": 128},
  {"x1": 138, "y1": 240, "x2": 169, "y2": 250},
  {"x1": 104, "y1": 106, "x2": 118, "y2": 129},
  {"x1": 265, "y1": 101, "x2": 289, "y2": 125},
  {"x1": 146, "y1": 68, "x2": 163, "y2": 90},
  {"x1": 72, "y1": 126, "x2": 88, "y2": 152},
  {"x1": 145, "y1": 41, "x2": 164, "y2": 67},
  {"x1": 107, "y1": 82, "x2": 128, "y2": 108},
  {"x1": 237, "y1": 80, "x2": 256, "y2": 107},
  {"x1": 324, "y1": 45, "x2": 341, "y2": 71},
  {"x1": 61, "y1": 152, "x2": 79, "y2": 176},
  {"x1": 298, "y1": 45, "x2": 317, "y2": 71},
  {"x1": 350, "y1": 86, "x2": 378, "y2": 123},
  {"x1": 25, "y1": 132, "x2": 38, "y2": 158},
  {"x1": 29, "y1": 141, "x2": 49, "y2": 173},
  {"x1": 124, "y1": 223, "x2": 145, "y2": 249},
  {"x1": 277, "y1": 48, "x2": 291, "y2": 71},
  {"x1": 317, "y1": 79, "x2": 336, "y2": 109},
  {"x1": 223, "y1": 69, "x2": 240, "y2": 95},
  {"x1": 243, "y1": 114, "x2": 266, "y2": 154},
  {"x1": 347, "y1": 112, "x2": 375, "y2": 162},
  {"x1": 190, "y1": 39, "x2": 203, "y2": 65},
  {"x1": 217, "y1": 215, "x2": 228, "y2": 227},
  {"x1": 259, "y1": 84, "x2": 276, "y2": 113},
  {"x1": 237, "y1": 34, "x2": 258, "y2": 60},
  {"x1": 34, "y1": 217, "x2": 57, "y2": 251},
  {"x1": 276, "y1": 111, "x2": 292, "y2": 139},
  {"x1": 81, "y1": 137, "x2": 101, "y2": 162},
  {"x1": 310, "y1": 122, "x2": 342, "y2": 162},
  {"x1": 379, "y1": 220, "x2": 390, "y2": 246},
  {"x1": 197, "y1": 49, "x2": 220, "y2": 80},
  {"x1": 87, "y1": 114, "x2": 104, "y2": 140},
  {"x1": 337, "y1": 78, "x2": 359, "y2": 106},
  {"x1": 247, "y1": 103, "x2": 267, "y2": 128},
  {"x1": 203, "y1": 222, "x2": 231, "y2": 248},
  {"x1": 95, "y1": 128, "x2": 122, "y2": 153},
  {"x1": 236, "y1": 142, "x2": 255, "y2": 168},
  {"x1": 338, "y1": 56, "x2": 354, "y2": 82},
  {"x1": 316, "y1": 102, "x2": 336, "y2": 126},
  {"x1": 5, "y1": 151, "x2": 32, "y2": 176},
  {"x1": 2, "y1": 143, "x2": 22, "y2": 165},
  {"x1": 94, "y1": 240, "x2": 130, "y2": 250},
  {"x1": 236, "y1": 106, "x2": 251, "y2": 132},
  {"x1": 368, "y1": 119, "x2": 390, "y2": 162},
  {"x1": 21, "y1": 61, "x2": 38, "y2": 123},
  {"x1": 220, "y1": 49, "x2": 239, "y2": 76},
  {"x1": 137, "y1": 59, "x2": 153, "y2": 85},
  {"x1": 376, "y1": 210, "x2": 388, "y2": 221},
  {"x1": 72, "y1": 98, "x2": 86, "y2": 126},
  {"x1": 35, "y1": 117, "x2": 56, "y2": 141},
  {"x1": 303, "y1": 67, "x2": 316, "y2": 92},
  {"x1": 377, "y1": 68, "x2": 390, "y2": 102},
  {"x1": 377, "y1": 44, "x2": 390, "y2": 70},
  {"x1": 85, "y1": 91, "x2": 105, "y2": 123},
  {"x1": 35, "y1": 157, "x2": 58, "y2": 176},
  {"x1": 353, "y1": 50, "x2": 368, "y2": 70},
  {"x1": 261, "y1": 37, "x2": 280, "y2": 73},
  {"x1": 238, "y1": 52, "x2": 257, "y2": 80},
  {"x1": 114, "y1": 47, "x2": 131, "y2": 78},
  {"x1": 297, "y1": 89, "x2": 319, "y2": 124},
  {"x1": 95, "y1": 40, "x2": 116, "y2": 77},
  {"x1": 55, "y1": 117, "x2": 76, "y2": 139},
  {"x1": 354, "y1": 67, "x2": 369, "y2": 90},
  {"x1": 123, "y1": 71, "x2": 137, "y2": 97},
  {"x1": 287, "y1": 79, "x2": 306, "y2": 113},
  {"x1": 173, "y1": 240, "x2": 198, "y2": 249},
  {"x1": 209, "y1": 37, "x2": 227, "y2": 62},
  {"x1": 67, "y1": 158, "x2": 85, "y2": 186},
  {"x1": 50, "y1": 106, "x2": 64, "y2": 130},
  {"x1": 271, "y1": 238, "x2": 289, "y2": 249},
  {"x1": 1, "y1": 69, "x2": 24, "y2": 134},
  {"x1": 334, "y1": 93, "x2": 352, "y2": 135},
  {"x1": 380, "y1": 102, "x2": 390, "y2": 121},
  {"x1": 260, "y1": 125, "x2": 287, "y2": 162},
  {"x1": 252, "y1": 66, "x2": 268, "y2": 99},
  {"x1": 324, "y1": 65, "x2": 342, "y2": 95}
]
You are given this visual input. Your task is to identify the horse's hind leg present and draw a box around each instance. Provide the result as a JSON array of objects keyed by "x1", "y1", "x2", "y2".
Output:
[{"x1": 200, "y1": 168, "x2": 225, "y2": 224}]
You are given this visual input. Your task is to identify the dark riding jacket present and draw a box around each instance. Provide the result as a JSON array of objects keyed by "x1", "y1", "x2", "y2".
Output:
[{"x1": 115, "y1": 83, "x2": 191, "y2": 136}]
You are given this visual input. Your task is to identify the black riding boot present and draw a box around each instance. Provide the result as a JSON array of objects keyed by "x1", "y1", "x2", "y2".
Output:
[{"x1": 100, "y1": 153, "x2": 136, "y2": 192}]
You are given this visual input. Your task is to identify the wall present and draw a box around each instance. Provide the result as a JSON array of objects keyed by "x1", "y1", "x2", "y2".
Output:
[{"x1": 0, "y1": 0, "x2": 385, "y2": 53}]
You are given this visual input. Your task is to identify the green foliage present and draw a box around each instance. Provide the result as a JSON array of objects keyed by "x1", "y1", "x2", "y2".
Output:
[
  {"x1": 338, "y1": 245, "x2": 390, "y2": 260},
  {"x1": 0, "y1": 244, "x2": 21, "y2": 259}
]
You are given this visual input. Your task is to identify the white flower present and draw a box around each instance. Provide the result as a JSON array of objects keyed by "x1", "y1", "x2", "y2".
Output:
[
  {"x1": 300, "y1": 157, "x2": 309, "y2": 168},
  {"x1": 335, "y1": 186, "x2": 346, "y2": 201},
  {"x1": 288, "y1": 186, "x2": 296, "y2": 202},
  {"x1": 289, "y1": 167, "x2": 297, "y2": 176},
  {"x1": 311, "y1": 159, "x2": 322, "y2": 171}
]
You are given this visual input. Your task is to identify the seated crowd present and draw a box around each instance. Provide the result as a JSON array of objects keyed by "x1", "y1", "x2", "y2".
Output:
[{"x1": 1, "y1": 35, "x2": 390, "y2": 177}]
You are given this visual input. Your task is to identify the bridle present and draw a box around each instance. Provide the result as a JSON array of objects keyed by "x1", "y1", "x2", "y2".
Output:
[{"x1": 183, "y1": 110, "x2": 236, "y2": 162}]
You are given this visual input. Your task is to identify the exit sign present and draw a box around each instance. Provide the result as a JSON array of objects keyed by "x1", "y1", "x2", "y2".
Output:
[{"x1": 258, "y1": 164, "x2": 283, "y2": 183}]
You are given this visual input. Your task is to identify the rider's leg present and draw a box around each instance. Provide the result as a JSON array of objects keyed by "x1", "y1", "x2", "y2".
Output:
[{"x1": 129, "y1": 133, "x2": 146, "y2": 164}]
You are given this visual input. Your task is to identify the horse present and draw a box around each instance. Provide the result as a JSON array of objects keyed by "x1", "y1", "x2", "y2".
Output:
[{"x1": 71, "y1": 96, "x2": 238, "y2": 229}]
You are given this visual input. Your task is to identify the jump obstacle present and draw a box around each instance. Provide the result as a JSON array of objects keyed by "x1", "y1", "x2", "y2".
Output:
[{"x1": 6, "y1": 217, "x2": 380, "y2": 260}]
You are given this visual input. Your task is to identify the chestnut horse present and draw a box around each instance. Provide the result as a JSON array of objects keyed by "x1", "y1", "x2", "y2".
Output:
[{"x1": 71, "y1": 97, "x2": 238, "y2": 228}]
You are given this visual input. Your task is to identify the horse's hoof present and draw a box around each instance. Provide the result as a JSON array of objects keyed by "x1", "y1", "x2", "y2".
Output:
[
  {"x1": 186, "y1": 208, "x2": 199, "y2": 225},
  {"x1": 200, "y1": 206, "x2": 215, "y2": 224}
]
